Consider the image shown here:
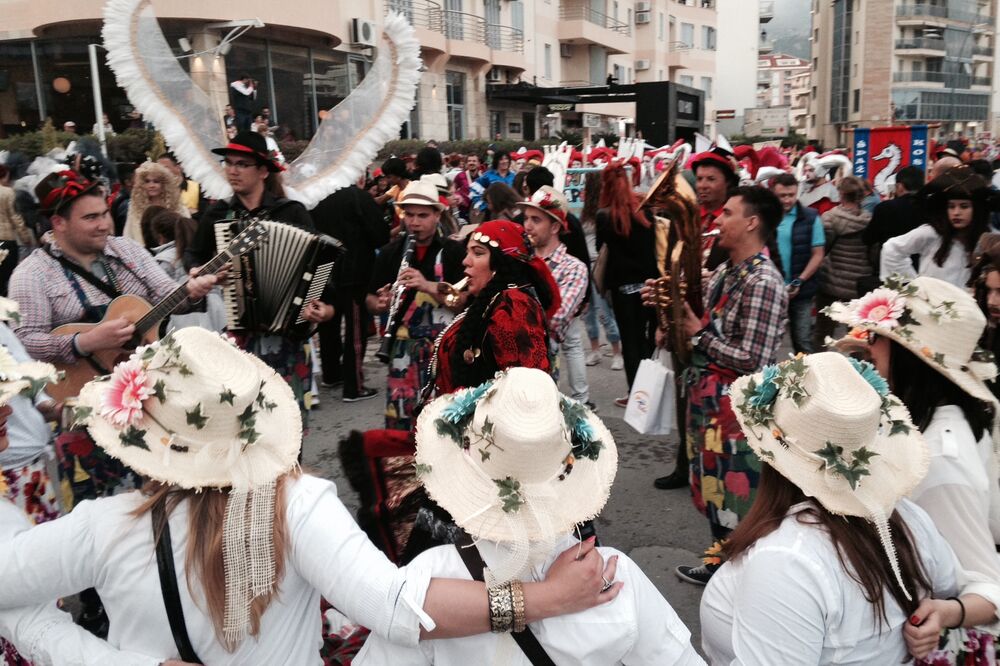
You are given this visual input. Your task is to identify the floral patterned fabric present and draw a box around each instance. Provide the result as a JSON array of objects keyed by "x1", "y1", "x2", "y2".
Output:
[
  {"x1": 2, "y1": 456, "x2": 60, "y2": 525},
  {"x1": 319, "y1": 598, "x2": 370, "y2": 665},
  {"x1": 686, "y1": 350, "x2": 760, "y2": 539},
  {"x1": 54, "y1": 430, "x2": 142, "y2": 510},
  {"x1": 916, "y1": 627, "x2": 998, "y2": 665},
  {"x1": 1, "y1": 638, "x2": 30, "y2": 666},
  {"x1": 230, "y1": 332, "x2": 314, "y2": 431}
]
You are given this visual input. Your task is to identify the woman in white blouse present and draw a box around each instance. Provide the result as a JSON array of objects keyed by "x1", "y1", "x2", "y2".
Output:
[
  {"x1": 828, "y1": 275, "x2": 1000, "y2": 662},
  {"x1": 358, "y1": 367, "x2": 703, "y2": 665},
  {"x1": 880, "y1": 165, "x2": 990, "y2": 288},
  {"x1": 0, "y1": 329, "x2": 619, "y2": 665},
  {"x1": 701, "y1": 352, "x2": 1000, "y2": 665}
]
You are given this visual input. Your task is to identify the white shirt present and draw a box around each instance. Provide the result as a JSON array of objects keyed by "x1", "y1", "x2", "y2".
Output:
[
  {"x1": 0, "y1": 323, "x2": 54, "y2": 469},
  {"x1": 700, "y1": 499, "x2": 993, "y2": 666},
  {"x1": 0, "y1": 475, "x2": 432, "y2": 664},
  {"x1": 0, "y1": 499, "x2": 160, "y2": 666},
  {"x1": 879, "y1": 223, "x2": 971, "y2": 287},
  {"x1": 911, "y1": 405, "x2": 1000, "y2": 611},
  {"x1": 356, "y1": 535, "x2": 704, "y2": 666}
]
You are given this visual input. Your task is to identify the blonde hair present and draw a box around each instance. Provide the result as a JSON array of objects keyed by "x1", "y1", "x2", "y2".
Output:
[{"x1": 133, "y1": 470, "x2": 298, "y2": 650}]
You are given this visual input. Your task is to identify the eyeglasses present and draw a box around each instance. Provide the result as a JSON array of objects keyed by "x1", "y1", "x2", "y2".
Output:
[{"x1": 223, "y1": 159, "x2": 258, "y2": 170}]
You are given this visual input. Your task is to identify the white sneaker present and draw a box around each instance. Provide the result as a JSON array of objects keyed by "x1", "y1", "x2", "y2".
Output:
[
  {"x1": 602, "y1": 344, "x2": 615, "y2": 358},
  {"x1": 585, "y1": 351, "x2": 601, "y2": 366},
  {"x1": 611, "y1": 355, "x2": 624, "y2": 371}
]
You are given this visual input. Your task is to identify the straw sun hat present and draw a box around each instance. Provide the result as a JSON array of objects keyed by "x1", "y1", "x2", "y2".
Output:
[
  {"x1": 731, "y1": 351, "x2": 927, "y2": 598},
  {"x1": 825, "y1": 275, "x2": 997, "y2": 405},
  {"x1": 415, "y1": 367, "x2": 618, "y2": 547}
]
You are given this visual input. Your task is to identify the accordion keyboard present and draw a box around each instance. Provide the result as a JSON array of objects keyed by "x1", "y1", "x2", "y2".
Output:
[{"x1": 214, "y1": 223, "x2": 242, "y2": 330}]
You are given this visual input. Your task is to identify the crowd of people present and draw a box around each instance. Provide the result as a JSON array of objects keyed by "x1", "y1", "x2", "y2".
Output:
[{"x1": 0, "y1": 125, "x2": 998, "y2": 666}]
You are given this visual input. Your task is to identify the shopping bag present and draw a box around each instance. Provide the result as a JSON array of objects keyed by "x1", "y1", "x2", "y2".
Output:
[{"x1": 624, "y1": 349, "x2": 676, "y2": 436}]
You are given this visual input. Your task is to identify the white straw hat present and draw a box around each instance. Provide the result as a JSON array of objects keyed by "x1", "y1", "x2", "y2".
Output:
[
  {"x1": 825, "y1": 275, "x2": 996, "y2": 405},
  {"x1": 0, "y1": 344, "x2": 59, "y2": 407},
  {"x1": 732, "y1": 352, "x2": 928, "y2": 598},
  {"x1": 395, "y1": 179, "x2": 446, "y2": 211},
  {"x1": 415, "y1": 367, "x2": 617, "y2": 545}
]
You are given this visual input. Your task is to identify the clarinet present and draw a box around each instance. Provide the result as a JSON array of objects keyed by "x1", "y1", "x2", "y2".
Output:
[{"x1": 376, "y1": 232, "x2": 417, "y2": 363}]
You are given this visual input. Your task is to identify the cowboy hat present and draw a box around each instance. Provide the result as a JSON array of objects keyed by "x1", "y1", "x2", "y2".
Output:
[
  {"x1": 34, "y1": 170, "x2": 103, "y2": 215},
  {"x1": 0, "y1": 344, "x2": 59, "y2": 407},
  {"x1": 395, "y1": 180, "x2": 446, "y2": 211},
  {"x1": 211, "y1": 131, "x2": 284, "y2": 173},
  {"x1": 516, "y1": 185, "x2": 568, "y2": 230}
]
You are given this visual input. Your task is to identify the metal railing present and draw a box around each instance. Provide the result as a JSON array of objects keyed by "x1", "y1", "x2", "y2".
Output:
[
  {"x1": 759, "y1": 1, "x2": 775, "y2": 19},
  {"x1": 385, "y1": 0, "x2": 443, "y2": 32},
  {"x1": 973, "y1": 45, "x2": 994, "y2": 56},
  {"x1": 894, "y1": 37, "x2": 946, "y2": 50},
  {"x1": 896, "y1": 3, "x2": 992, "y2": 23},
  {"x1": 669, "y1": 40, "x2": 693, "y2": 52},
  {"x1": 559, "y1": 2, "x2": 632, "y2": 36},
  {"x1": 675, "y1": 0, "x2": 715, "y2": 8},
  {"x1": 486, "y1": 24, "x2": 524, "y2": 52},
  {"x1": 758, "y1": 39, "x2": 775, "y2": 52},
  {"x1": 382, "y1": 1, "x2": 524, "y2": 52},
  {"x1": 893, "y1": 71, "x2": 992, "y2": 86}
]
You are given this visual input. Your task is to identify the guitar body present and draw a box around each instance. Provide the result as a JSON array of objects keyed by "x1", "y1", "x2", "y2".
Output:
[{"x1": 49, "y1": 295, "x2": 158, "y2": 401}]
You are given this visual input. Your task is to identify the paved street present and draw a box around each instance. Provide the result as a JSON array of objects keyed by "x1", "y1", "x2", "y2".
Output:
[{"x1": 302, "y1": 340, "x2": 710, "y2": 653}]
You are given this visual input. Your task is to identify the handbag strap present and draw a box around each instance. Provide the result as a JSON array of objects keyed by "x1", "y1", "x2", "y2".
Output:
[
  {"x1": 152, "y1": 503, "x2": 204, "y2": 665},
  {"x1": 454, "y1": 533, "x2": 557, "y2": 666},
  {"x1": 44, "y1": 246, "x2": 122, "y2": 300}
]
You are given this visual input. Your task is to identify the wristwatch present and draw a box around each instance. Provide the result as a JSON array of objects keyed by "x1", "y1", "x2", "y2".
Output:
[
  {"x1": 790, "y1": 278, "x2": 803, "y2": 288},
  {"x1": 691, "y1": 331, "x2": 705, "y2": 348}
]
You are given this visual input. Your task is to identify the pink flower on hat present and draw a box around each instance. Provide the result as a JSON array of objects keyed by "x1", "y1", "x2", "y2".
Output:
[
  {"x1": 849, "y1": 288, "x2": 906, "y2": 329},
  {"x1": 100, "y1": 360, "x2": 153, "y2": 427}
]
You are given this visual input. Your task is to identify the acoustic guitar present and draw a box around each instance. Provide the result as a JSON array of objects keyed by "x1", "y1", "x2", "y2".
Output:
[{"x1": 48, "y1": 220, "x2": 269, "y2": 401}]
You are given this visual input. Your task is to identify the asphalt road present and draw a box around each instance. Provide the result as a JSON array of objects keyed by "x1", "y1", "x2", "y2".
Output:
[{"x1": 303, "y1": 333, "x2": 711, "y2": 653}]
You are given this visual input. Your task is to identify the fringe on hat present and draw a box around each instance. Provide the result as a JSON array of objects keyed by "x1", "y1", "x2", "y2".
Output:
[{"x1": 222, "y1": 482, "x2": 277, "y2": 645}]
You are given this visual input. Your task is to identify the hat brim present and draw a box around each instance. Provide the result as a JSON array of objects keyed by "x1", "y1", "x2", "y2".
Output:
[
  {"x1": 414, "y1": 394, "x2": 618, "y2": 543},
  {"x1": 394, "y1": 196, "x2": 446, "y2": 211},
  {"x1": 76, "y1": 344, "x2": 301, "y2": 490},
  {"x1": 40, "y1": 179, "x2": 104, "y2": 214},
  {"x1": 211, "y1": 144, "x2": 283, "y2": 173},
  {"x1": 0, "y1": 360, "x2": 59, "y2": 406},
  {"x1": 825, "y1": 302, "x2": 998, "y2": 406},
  {"x1": 516, "y1": 201, "x2": 565, "y2": 227},
  {"x1": 731, "y1": 373, "x2": 929, "y2": 518}
]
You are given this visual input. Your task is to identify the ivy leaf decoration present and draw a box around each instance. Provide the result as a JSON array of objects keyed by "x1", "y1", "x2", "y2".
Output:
[
  {"x1": 481, "y1": 416, "x2": 494, "y2": 436},
  {"x1": 71, "y1": 405, "x2": 93, "y2": 428},
  {"x1": 219, "y1": 388, "x2": 236, "y2": 405},
  {"x1": 889, "y1": 420, "x2": 912, "y2": 436},
  {"x1": 758, "y1": 448, "x2": 775, "y2": 462},
  {"x1": 414, "y1": 463, "x2": 433, "y2": 476},
  {"x1": 186, "y1": 404, "x2": 209, "y2": 430},
  {"x1": 815, "y1": 441, "x2": 844, "y2": 470},
  {"x1": 434, "y1": 417, "x2": 466, "y2": 447},
  {"x1": 480, "y1": 448, "x2": 492, "y2": 462},
  {"x1": 141, "y1": 346, "x2": 157, "y2": 361},
  {"x1": 495, "y1": 477, "x2": 524, "y2": 513},
  {"x1": 851, "y1": 447, "x2": 879, "y2": 466},
  {"x1": 119, "y1": 425, "x2": 149, "y2": 450},
  {"x1": 178, "y1": 364, "x2": 193, "y2": 377},
  {"x1": 152, "y1": 379, "x2": 167, "y2": 402}
]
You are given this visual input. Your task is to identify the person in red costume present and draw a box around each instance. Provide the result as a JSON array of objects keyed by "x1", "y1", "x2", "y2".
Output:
[{"x1": 691, "y1": 148, "x2": 740, "y2": 271}]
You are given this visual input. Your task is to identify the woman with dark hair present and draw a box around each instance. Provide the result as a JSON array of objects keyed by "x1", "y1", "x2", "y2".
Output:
[
  {"x1": 881, "y1": 165, "x2": 990, "y2": 287},
  {"x1": 827, "y1": 276, "x2": 1000, "y2": 663},
  {"x1": 581, "y1": 171, "x2": 623, "y2": 368},
  {"x1": 970, "y1": 233, "x2": 1000, "y2": 396},
  {"x1": 595, "y1": 162, "x2": 658, "y2": 404},
  {"x1": 483, "y1": 181, "x2": 520, "y2": 222},
  {"x1": 702, "y1": 352, "x2": 1000, "y2": 664},
  {"x1": 470, "y1": 153, "x2": 514, "y2": 215},
  {"x1": 138, "y1": 204, "x2": 168, "y2": 251}
]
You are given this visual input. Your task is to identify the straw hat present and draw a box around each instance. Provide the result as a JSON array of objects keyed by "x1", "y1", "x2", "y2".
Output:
[
  {"x1": 75, "y1": 327, "x2": 301, "y2": 490},
  {"x1": 731, "y1": 352, "x2": 928, "y2": 597},
  {"x1": 516, "y1": 185, "x2": 569, "y2": 230},
  {"x1": 395, "y1": 179, "x2": 446, "y2": 211},
  {"x1": 0, "y1": 344, "x2": 59, "y2": 407},
  {"x1": 415, "y1": 367, "x2": 617, "y2": 545},
  {"x1": 825, "y1": 275, "x2": 996, "y2": 405}
]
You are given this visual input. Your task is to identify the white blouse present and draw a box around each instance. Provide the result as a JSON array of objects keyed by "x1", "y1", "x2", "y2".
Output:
[
  {"x1": 0, "y1": 475, "x2": 432, "y2": 664},
  {"x1": 700, "y1": 499, "x2": 998, "y2": 666},
  {"x1": 355, "y1": 535, "x2": 705, "y2": 665},
  {"x1": 0, "y1": 499, "x2": 160, "y2": 666},
  {"x1": 879, "y1": 223, "x2": 971, "y2": 287},
  {"x1": 911, "y1": 405, "x2": 1000, "y2": 606}
]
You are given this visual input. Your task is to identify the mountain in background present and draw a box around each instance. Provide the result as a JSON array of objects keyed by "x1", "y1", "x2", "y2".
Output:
[{"x1": 768, "y1": 0, "x2": 811, "y2": 58}]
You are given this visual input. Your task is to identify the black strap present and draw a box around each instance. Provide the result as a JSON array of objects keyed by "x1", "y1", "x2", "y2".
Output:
[
  {"x1": 454, "y1": 533, "x2": 557, "y2": 666},
  {"x1": 152, "y1": 503, "x2": 203, "y2": 664},
  {"x1": 44, "y1": 246, "x2": 121, "y2": 300}
]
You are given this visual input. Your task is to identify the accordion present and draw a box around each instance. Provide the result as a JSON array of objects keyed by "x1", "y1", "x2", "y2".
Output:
[{"x1": 214, "y1": 219, "x2": 343, "y2": 338}]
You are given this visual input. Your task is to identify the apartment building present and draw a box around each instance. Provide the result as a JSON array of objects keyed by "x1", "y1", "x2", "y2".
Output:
[
  {"x1": 0, "y1": 0, "x2": 718, "y2": 142},
  {"x1": 757, "y1": 53, "x2": 810, "y2": 108},
  {"x1": 809, "y1": 0, "x2": 997, "y2": 148}
]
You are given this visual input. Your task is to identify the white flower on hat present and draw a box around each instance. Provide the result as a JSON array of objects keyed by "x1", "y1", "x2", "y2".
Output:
[
  {"x1": 0, "y1": 346, "x2": 20, "y2": 382},
  {"x1": 100, "y1": 360, "x2": 154, "y2": 427},
  {"x1": 848, "y1": 288, "x2": 906, "y2": 329}
]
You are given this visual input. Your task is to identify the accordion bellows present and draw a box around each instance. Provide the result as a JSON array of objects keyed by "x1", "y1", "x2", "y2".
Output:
[{"x1": 215, "y1": 220, "x2": 343, "y2": 338}]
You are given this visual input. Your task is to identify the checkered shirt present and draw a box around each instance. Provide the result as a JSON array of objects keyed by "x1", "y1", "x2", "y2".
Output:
[{"x1": 543, "y1": 243, "x2": 589, "y2": 343}]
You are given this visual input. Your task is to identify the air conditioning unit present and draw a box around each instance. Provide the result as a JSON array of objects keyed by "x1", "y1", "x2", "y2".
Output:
[
  {"x1": 351, "y1": 18, "x2": 377, "y2": 47},
  {"x1": 635, "y1": 59, "x2": 651, "y2": 71},
  {"x1": 487, "y1": 67, "x2": 504, "y2": 82},
  {"x1": 560, "y1": 43, "x2": 573, "y2": 58},
  {"x1": 635, "y1": 1, "x2": 652, "y2": 11},
  {"x1": 635, "y1": 12, "x2": 651, "y2": 24}
]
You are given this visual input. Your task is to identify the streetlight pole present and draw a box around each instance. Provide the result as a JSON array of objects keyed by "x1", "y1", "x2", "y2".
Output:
[{"x1": 88, "y1": 43, "x2": 107, "y2": 156}]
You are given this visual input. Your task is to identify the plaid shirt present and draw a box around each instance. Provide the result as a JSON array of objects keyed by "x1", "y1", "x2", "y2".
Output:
[
  {"x1": 9, "y1": 236, "x2": 186, "y2": 364},
  {"x1": 695, "y1": 252, "x2": 788, "y2": 375},
  {"x1": 543, "y1": 243, "x2": 589, "y2": 343}
]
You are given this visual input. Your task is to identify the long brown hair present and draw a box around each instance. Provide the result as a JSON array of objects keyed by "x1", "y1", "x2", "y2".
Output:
[
  {"x1": 133, "y1": 471, "x2": 297, "y2": 650},
  {"x1": 598, "y1": 163, "x2": 648, "y2": 237},
  {"x1": 724, "y1": 465, "x2": 931, "y2": 627}
]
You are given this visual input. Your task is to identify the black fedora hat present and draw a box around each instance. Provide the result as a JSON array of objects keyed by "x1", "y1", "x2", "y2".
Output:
[
  {"x1": 211, "y1": 131, "x2": 283, "y2": 173},
  {"x1": 34, "y1": 170, "x2": 103, "y2": 215}
]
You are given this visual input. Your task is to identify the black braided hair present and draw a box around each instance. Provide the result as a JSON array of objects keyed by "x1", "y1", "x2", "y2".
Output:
[{"x1": 449, "y1": 247, "x2": 555, "y2": 389}]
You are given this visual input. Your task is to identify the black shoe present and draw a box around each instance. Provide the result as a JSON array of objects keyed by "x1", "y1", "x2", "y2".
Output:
[
  {"x1": 654, "y1": 472, "x2": 688, "y2": 490},
  {"x1": 343, "y1": 387, "x2": 378, "y2": 403},
  {"x1": 675, "y1": 563, "x2": 717, "y2": 586},
  {"x1": 321, "y1": 378, "x2": 343, "y2": 389}
]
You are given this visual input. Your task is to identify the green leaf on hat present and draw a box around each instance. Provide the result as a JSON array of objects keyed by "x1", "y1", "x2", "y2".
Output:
[
  {"x1": 852, "y1": 446, "x2": 879, "y2": 465},
  {"x1": 71, "y1": 405, "x2": 93, "y2": 428},
  {"x1": 178, "y1": 364, "x2": 193, "y2": 377},
  {"x1": 186, "y1": 404, "x2": 208, "y2": 429},
  {"x1": 481, "y1": 416, "x2": 494, "y2": 436},
  {"x1": 815, "y1": 441, "x2": 844, "y2": 469},
  {"x1": 479, "y1": 448, "x2": 491, "y2": 462},
  {"x1": 219, "y1": 388, "x2": 236, "y2": 405},
  {"x1": 141, "y1": 346, "x2": 157, "y2": 361},
  {"x1": 495, "y1": 477, "x2": 524, "y2": 513},
  {"x1": 119, "y1": 426, "x2": 149, "y2": 450},
  {"x1": 889, "y1": 420, "x2": 911, "y2": 436},
  {"x1": 152, "y1": 379, "x2": 167, "y2": 402},
  {"x1": 434, "y1": 417, "x2": 466, "y2": 447},
  {"x1": 414, "y1": 463, "x2": 433, "y2": 476}
]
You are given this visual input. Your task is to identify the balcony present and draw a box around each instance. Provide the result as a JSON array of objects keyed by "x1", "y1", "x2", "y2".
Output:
[
  {"x1": 973, "y1": 44, "x2": 995, "y2": 59},
  {"x1": 759, "y1": 39, "x2": 774, "y2": 53},
  {"x1": 896, "y1": 3, "x2": 992, "y2": 25},
  {"x1": 675, "y1": 0, "x2": 716, "y2": 8},
  {"x1": 893, "y1": 71, "x2": 992, "y2": 88},
  {"x1": 558, "y1": 1, "x2": 633, "y2": 54},
  {"x1": 760, "y1": 1, "x2": 774, "y2": 23},
  {"x1": 894, "y1": 37, "x2": 947, "y2": 54}
]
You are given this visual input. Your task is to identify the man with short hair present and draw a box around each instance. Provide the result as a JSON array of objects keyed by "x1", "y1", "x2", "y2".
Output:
[
  {"x1": 863, "y1": 164, "x2": 926, "y2": 279},
  {"x1": 519, "y1": 186, "x2": 592, "y2": 408},
  {"x1": 675, "y1": 185, "x2": 788, "y2": 586},
  {"x1": 62, "y1": 121, "x2": 76, "y2": 135},
  {"x1": 797, "y1": 161, "x2": 839, "y2": 215},
  {"x1": 452, "y1": 154, "x2": 481, "y2": 222},
  {"x1": 771, "y1": 172, "x2": 824, "y2": 353},
  {"x1": 692, "y1": 148, "x2": 739, "y2": 270},
  {"x1": 229, "y1": 74, "x2": 257, "y2": 132}
]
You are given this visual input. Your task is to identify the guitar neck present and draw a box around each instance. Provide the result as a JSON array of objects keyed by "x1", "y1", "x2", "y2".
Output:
[{"x1": 133, "y1": 250, "x2": 232, "y2": 335}]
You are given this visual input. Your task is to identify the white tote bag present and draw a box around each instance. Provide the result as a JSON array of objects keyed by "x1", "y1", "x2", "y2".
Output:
[{"x1": 624, "y1": 349, "x2": 676, "y2": 436}]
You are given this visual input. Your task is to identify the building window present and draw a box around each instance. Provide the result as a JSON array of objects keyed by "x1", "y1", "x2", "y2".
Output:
[
  {"x1": 485, "y1": 0, "x2": 501, "y2": 48},
  {"x1": 613, "y1": 63, "x2": 623, "y2": 83},
  {"x1": 702, "y1": 26, "x2": 716, "y2": 50},
  {"x1": 852, "y1": 89, "x2": 859, "y2": 112},
  {"x1": 511, "y1": 0, "x2": 524, "y2": 32},
  {"x1": 627, "y1": 8, "x2": 633, "y2": 26},
  {"x1": 613, "y1": 1, "x2": 619, "y2": 20},
  {"x1": 701, "y1": 76, "x2": 713, "y2": 100},
  {"x1": 659, "y1": 13, "x2": 665, "y2": 41},
  {"x1": 490, "y1": 110, "x2": 504, "y2": 138},
  {"x1": 680, "y1": 74, "x2": 694, "y2": 86},
  {"x1": 544, "y1": 43, "x2": 552, "y2": 79},
  {"x1": 681, "y1": 22, "x2": 694, "y2": 47},
  {"x1": 446, "y1": 70, "x2": 465, "y2": 140},
  {"x1": 444, "y1": 0, "x2": 464, "y2": 40}
]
